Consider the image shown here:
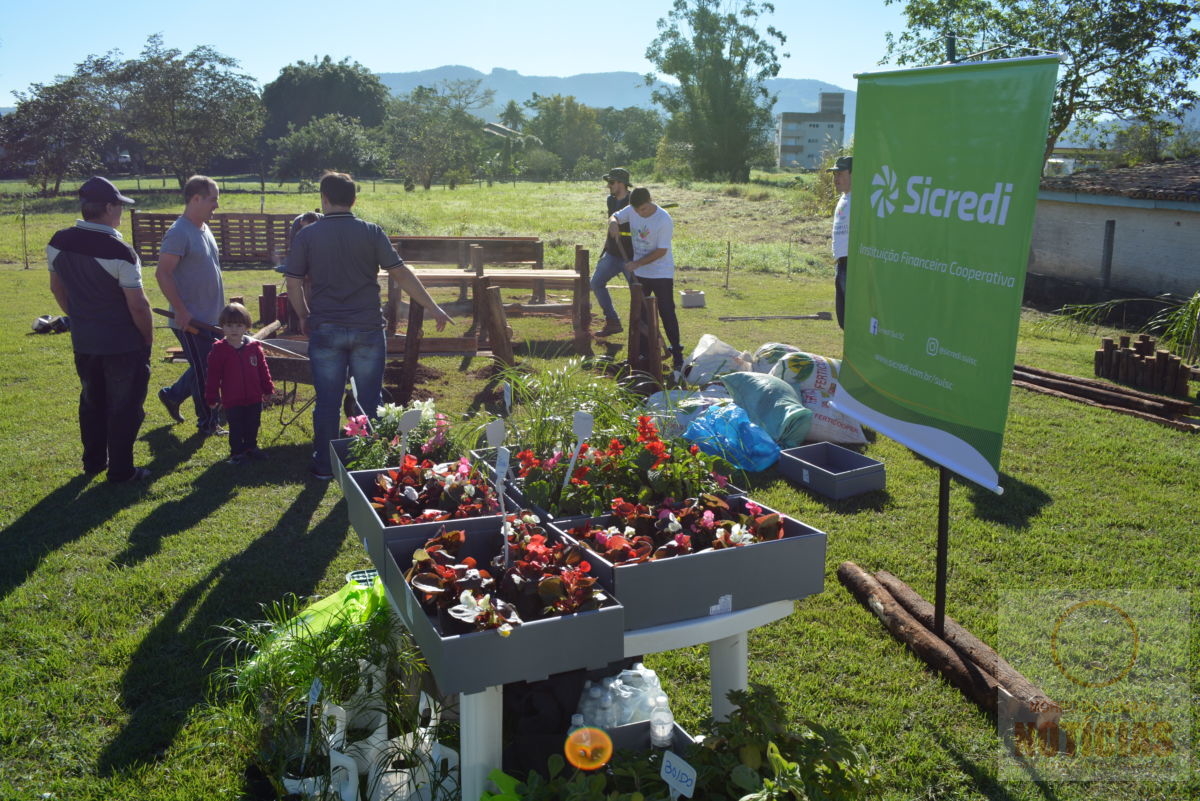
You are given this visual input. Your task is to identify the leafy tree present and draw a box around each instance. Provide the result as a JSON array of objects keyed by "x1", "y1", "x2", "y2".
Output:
[
  {"x1": 261, "y1": 57, "x2": 389, "y2": 142},
  {"x1": 0, "y1": 69, "x2": 114, "y2": 193},
  {"x1": 885, "y1": 0, "x2": 1200, "y2": 164},
  {"x1": 645, "y1": 0, "x2": 787, "y2": 182},
  {"x1": 117, "y1": 35, "x2": 262, "y2": 186},
  {"x1": 500, "y1": 99, "x2": 526, "y2": 130},
  {"x1": 520, "y1": 147, "x2": 563, "y2": 182},
  {"x1": 596, "y1": 106, "x2": 665, "y2": 166},
  {"x1": 382, "y1": 85, "x2": 486, "y2": 189},
  {"x1": 271, "y1": 114, "x2": 383, "y2": 181},
  {"x1": 523, "y1": 94, "x2": 605, "y2": 174}
]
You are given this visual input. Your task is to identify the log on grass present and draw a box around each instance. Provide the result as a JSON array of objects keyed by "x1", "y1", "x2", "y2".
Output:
[
  {"x1": 874, "y1": 570, "x2": 1060, "y2": 727},
  {"x1": 1016, "y1": 363, "x2": 1194, "y2": 412},
  {"x1": 1013, "y1": 380, "x2": 1200, "y2": 431},
  {"x1": 837, "y1": 561, "x2": 1002, "y2": 714},
  {"x1": 1013, "y1": 369, "x2": 1171, "y2": 415}
]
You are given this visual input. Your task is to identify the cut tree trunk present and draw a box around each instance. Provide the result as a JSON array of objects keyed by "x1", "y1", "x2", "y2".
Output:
[
  {"x1": 837, "y1": 561, "x2": 1002, "y2": 714},
  {"x1": 874, "y1": 570, "x2": 1060, "y2": 727}
]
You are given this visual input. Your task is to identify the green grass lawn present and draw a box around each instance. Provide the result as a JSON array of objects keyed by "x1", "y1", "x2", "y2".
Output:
[{"x1": 0, "y1": 179, "x2": 1196, "y2": 800}]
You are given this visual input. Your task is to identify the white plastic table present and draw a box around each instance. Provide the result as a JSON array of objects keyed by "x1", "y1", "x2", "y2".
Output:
[{"x1": 455, "y1": 600, "x2": 795, "y2": 801}]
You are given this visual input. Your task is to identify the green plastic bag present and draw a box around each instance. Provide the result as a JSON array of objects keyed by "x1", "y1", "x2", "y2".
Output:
[
  {"x1": 720, "y1": 371, "x2": 814, "y2": 448},
  {"x1": 289, "y1": 576, "x2": 388, "y2": 638}
]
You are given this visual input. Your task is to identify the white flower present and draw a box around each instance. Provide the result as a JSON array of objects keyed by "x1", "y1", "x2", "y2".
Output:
[
  {"x1": 463, "y1": 483, "x2": 475, "y2": 498},
  {"x1": 665, "y1": 513, "x2": 682, "y2": 534},
  {"x1": 402, "y1": 485, "x2": 419, "y2": 502},
  {"x1": 726, "y1": 523, "x2": 754, "y2": 545}
]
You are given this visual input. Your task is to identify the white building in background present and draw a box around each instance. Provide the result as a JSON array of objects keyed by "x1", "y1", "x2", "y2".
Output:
[{"x1": 776, "y1": 92, "x2": 845, "y2": 169}]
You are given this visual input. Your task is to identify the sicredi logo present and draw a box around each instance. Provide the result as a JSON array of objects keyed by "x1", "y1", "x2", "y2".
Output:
[{"x1": 870, "y1": 165, "x2": 1015, "y2": 225}]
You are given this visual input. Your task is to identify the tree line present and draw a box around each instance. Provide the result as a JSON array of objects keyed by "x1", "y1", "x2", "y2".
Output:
[{"x1": 3, "y1": 0, "x2": 1198, "y2": 192}]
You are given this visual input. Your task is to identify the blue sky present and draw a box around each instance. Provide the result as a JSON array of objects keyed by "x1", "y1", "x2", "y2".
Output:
[{"x1": 0, "y1": 0, "x2": 911, "y2": 104}]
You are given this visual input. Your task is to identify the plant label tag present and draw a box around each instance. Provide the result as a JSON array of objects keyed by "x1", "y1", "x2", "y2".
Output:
[
  {"x1": 661, "y1": 750, "x2": 696, "y2": 798},
  {"x1": 502, "y1": 382, "x2": 512, "y2": 414},
  {"x1": 495, "y1": 447, "x2": 510, "y2": 487},
  {"x1": 485, "y1": 419, "x2": 506, "y2": 448}
]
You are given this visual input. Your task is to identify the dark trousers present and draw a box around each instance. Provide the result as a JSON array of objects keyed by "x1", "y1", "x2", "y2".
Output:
[
  {"x1": 74, "y1": 348, "x2": 150, "y2": 482},
  {"x1": 834, "y1": 256, "x2": 847, "y2": 330},
  {"x1": 637, "y1": 276, "x2": 681, "y2": 352},
  {"x1": 170, "y1": 327, "x2": 219, "y2": 431},
  {"x1": 225, "y1": 402, "x2": 263, "y2": 456}
]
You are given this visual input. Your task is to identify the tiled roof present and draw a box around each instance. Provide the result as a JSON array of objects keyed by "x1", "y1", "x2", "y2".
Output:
[{"x1": 1040, "y1": 158, "x2": 1200, "y2": 204}]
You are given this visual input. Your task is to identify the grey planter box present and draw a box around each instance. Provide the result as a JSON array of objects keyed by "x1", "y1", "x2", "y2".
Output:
[
  {"x1": 381, "y1": 526, "x2": 625, "y2": 696},
  {"x1": 340, "y1": 464, "x2": 505, "y2": 569},
  {"x1": 553, "y1": 497, "x2": 826, "y2": 630},
  {"x1": 330, "y1": 438, "x2": 356, "y2": 499},
  {"x1": 778, "y1": 442, "x2": 885, "y2": 500},
  {"x1": 607, "y1": 720, "x2": 696, "y2": 753}
]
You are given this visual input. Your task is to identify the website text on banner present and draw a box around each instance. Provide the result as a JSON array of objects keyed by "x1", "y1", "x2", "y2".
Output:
[{"x1": 835, "y1": 56, "x2": 1060, "y2": 493}]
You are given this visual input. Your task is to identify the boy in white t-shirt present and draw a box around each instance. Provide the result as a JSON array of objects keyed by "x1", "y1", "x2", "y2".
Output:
[{"x1": 610, "y1": 187, "x2": 683, "y2": 370}]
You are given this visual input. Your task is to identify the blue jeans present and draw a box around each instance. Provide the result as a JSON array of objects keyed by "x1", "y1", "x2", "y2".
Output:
[
  {"x1": 308, "y1": 323, "x2": 386, "y2": 473},
  {"x1": 590, "y1": 250, "x2": 632, "y2": 321},
  {"x1": 166, "y1": 327, "x2": 219, "y2": 431}
]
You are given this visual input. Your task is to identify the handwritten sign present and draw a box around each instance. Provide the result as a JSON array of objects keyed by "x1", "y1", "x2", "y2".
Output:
[{"x1": 660, "y1": 750, "x2": 696, "y2": 798}]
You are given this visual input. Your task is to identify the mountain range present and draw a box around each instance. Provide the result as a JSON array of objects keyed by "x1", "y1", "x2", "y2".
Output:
[{"x1": 375, "y1": 65, "x2": 858, "y2": 134}]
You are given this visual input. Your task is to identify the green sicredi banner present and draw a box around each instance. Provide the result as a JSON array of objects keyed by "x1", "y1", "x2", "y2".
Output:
[{"x1": 837, "y1": 57, "x2": 1059, "y2": 493}]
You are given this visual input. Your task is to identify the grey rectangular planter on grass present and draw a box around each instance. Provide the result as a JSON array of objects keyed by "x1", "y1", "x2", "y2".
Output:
[
  {"x1": 777, "y1": 442, "x2": 885, "y2": 500},
  {"x1": 552, "y1": 497, "x2": 826, "y2": 630},
  {"x1": 381, "y1": 526, "x2": 625, "y2": 696}
]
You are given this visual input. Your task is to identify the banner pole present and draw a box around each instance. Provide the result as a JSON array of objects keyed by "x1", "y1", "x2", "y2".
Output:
[{"x1": 934, "y1": 466, "x2": 951, "y2": 637}]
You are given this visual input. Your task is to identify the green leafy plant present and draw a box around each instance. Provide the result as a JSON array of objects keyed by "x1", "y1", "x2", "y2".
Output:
[
  {"x1": 1035, "y1": 290, "x2": 1200, "y2": 364},
  {"x1": 345, "y1": 399, "x2": 453, "y2": 469}
]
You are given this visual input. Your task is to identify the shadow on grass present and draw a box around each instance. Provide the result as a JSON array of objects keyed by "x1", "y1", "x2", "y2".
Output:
[
  {"x1": 0, "y1": 473, "x2": 98, "y2": 602},
  {"x1": 908, "y1": 455, "x2": 1051, "y2": 530},
  {"x1": 968, "y1": 473, "x2": 1051, "y2": 530},
  {"x1": 929, "y1": 728, "x2": 1060, "y2": 801},
  {"x1": 96, "y1": 478, "x2": 348, "y2": 776}
]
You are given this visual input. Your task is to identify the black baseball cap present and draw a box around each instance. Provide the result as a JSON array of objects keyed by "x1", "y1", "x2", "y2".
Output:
[
  {"x1": 826, "y1": 157, "x2": 853, "y2": 173},
  {"x1": 79, "y1": 176, "x2": 135, "y2": 205}
]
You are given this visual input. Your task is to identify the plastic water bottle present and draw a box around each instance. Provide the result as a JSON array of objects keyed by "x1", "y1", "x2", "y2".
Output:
[
  {"x1": 579, "y1": 685, "x2": 603, "y2": 726},
  {"x1": 568, "y1": 713, "x2": 585, "y2": 733},
  {"x1": 649, "y1": 695, "x2": 674, "y2": 748},
  {"x1": 598, "y1": 691, "x2": 617, "y2": 730}
]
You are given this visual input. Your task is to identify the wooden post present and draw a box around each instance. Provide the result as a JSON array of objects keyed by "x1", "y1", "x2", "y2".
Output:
[
  {"x1": 455, "y1": 241, "x2": 470, "y2": 302},
  {"x1": 466, "y1": 246, "x2": 485, "y2": 337},
  {"x1": 573, "y1": 246, "x2": 594, "y2": 357},
  {"x1": 644, "y1": 296, "x2": 663, "y2": 386},
  {"x1": 483, "y1": 285, "x2": 515, "y2": 367},
  {"x1": 724, "y1": 241, "x2": 731, "y2": 290},
  {"x1": 260, "y1": 284, "x2": 277, "y2": 325},
  {"x1": 627, "y1": 283, "x2": 646, "y2": 370},
  {"x1": 399, "y1": 302, "x2": 424, "y2": 405},
  {"x1": 532, "y1": 240, "x2": 547, "y2": 304}
]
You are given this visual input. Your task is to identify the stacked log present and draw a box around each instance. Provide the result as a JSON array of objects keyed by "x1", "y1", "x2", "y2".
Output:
[
  {"x1": 1094, "y1": 335, "x2": 1193, "y2": 397},
  {"x1": 1013, "y1": 363, "x2": 1200, "y2": 432},
  {"x1": 838, "y1": 562, "x2": 1061, "y2": 725}
]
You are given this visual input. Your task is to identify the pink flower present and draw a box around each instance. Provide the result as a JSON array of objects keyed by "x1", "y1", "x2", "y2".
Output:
[
  {"x1": 456, "y1": 456, "x2": 471, "y2": 477},
  {"x1": 711, "y1": 471, "x2": 729, "y2": 488},
  {"x1": 744, "y1": 500, "x2": 762, "y2": 516},
  {"x1": 701, "y1": 510, "x2": 716, "y2": 529},
  {"x1": 344, "y1": 415, "x2": 370, "y2": 437}
]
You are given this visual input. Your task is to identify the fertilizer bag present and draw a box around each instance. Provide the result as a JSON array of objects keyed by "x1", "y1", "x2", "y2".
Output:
[
  {"x1": 683, "y1": 403, "x2": 779, "y2": 472},
  {"x1": 768, "y1": 351, "x2": 867, "y2": 445},
  {"x1": 719, "y1": 371, "x2": 814, "y2": 448}
]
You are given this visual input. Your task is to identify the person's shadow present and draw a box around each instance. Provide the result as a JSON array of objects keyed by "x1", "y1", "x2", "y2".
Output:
[
  {"x1": 96, "y1": 480, "x2": 352, "y2": 775},
  {"x1": 0, "y1": 425, "x2": 201, "y2": 602}
]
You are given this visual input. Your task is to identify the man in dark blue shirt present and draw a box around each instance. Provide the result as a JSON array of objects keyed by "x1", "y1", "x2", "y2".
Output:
[{"x1": 48, "y1": 177, "x2": 154, "y2": 483}]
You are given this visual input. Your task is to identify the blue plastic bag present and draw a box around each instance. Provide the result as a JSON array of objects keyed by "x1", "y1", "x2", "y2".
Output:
[{"x1": 683, "y1": 403, "x2": 780, "y2": 472}]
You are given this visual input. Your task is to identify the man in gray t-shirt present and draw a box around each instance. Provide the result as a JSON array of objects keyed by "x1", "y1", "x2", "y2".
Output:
[
  {"x1": 286, "y1": 171, "x2": 452, "y2": 480},
  {"x1": 155, "y1": 175, "x2": 226, "y2": 435}
]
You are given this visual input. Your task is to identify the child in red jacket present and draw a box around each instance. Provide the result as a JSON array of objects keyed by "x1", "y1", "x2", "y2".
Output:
[{"x1": 205, "y1": 303, "x2": 275, "y2": 464}]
